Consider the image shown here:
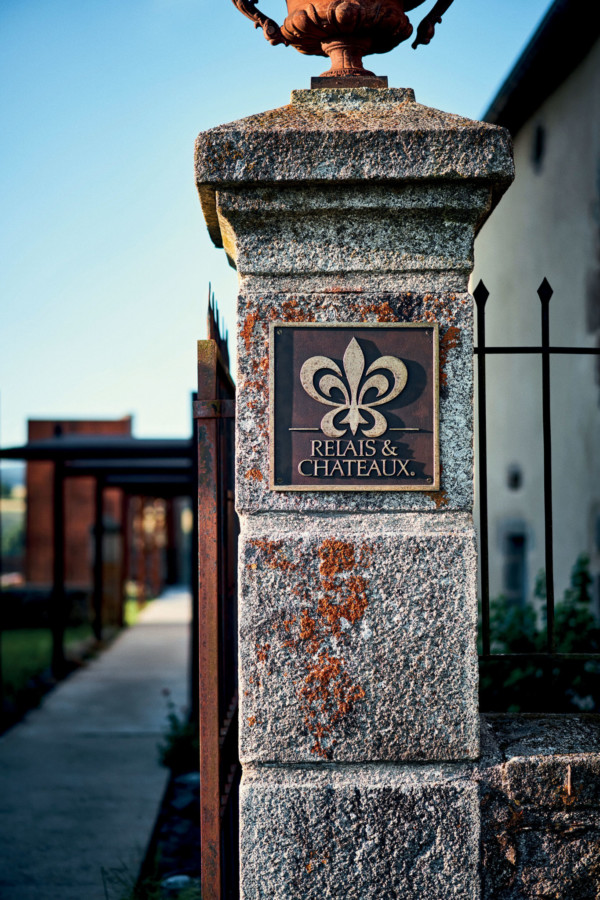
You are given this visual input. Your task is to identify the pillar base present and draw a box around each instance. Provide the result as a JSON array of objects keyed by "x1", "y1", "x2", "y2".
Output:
[{"x1": 241, "y1": 763, "x2": 480, "y2": 900}]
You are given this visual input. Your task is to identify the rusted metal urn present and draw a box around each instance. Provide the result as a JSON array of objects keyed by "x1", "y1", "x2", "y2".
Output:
[{"x1": 232, "y1": 0, "x2": 454, "y2": 77}]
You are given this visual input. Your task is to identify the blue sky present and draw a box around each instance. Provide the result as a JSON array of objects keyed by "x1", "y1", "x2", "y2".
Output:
[{"x1": 0, "y1": 0, "x2": 551, "y2": 448}]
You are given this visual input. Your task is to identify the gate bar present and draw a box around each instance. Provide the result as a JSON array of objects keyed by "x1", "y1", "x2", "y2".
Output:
[
  {"x1": 197, "y1": 340, "x2": 222, "y2": 900},
  {"x1": 474, "y1": 281, "x2": 491, "y2": 657},
  {"x1": 538, "y1": 278, "x2": 555, "y2": 654}
]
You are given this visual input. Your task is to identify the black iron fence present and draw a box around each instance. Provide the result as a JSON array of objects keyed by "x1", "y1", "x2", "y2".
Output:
[{"x1": 474, "y1": 279, "x2": 600, "y2": 710}]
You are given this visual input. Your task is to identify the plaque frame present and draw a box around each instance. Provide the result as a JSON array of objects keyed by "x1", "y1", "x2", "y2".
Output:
[{"x1": 269, "y1": 322, "x2": 440, "y2": 492}]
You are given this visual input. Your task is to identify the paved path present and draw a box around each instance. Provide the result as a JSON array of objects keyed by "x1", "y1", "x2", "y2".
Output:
[{"x1": 0, "y1": 589, "x2": 191, "y2": 900}]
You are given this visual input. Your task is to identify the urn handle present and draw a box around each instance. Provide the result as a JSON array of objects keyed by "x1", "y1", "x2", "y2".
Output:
[
  {"x1": 411, "y1": 0, "x2": 455, "y2": 49},
  {"x1": 231, "y1": 0, "x2": 288, "y2": 46}
]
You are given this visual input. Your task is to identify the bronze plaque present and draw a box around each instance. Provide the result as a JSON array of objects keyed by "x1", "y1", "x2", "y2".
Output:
[{"x1": 269, "y1": 323, "x2": 439, "y2": 491}]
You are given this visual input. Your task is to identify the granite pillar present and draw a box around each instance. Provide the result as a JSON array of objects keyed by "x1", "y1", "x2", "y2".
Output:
[{"x1": 196, "y1": 86, "x2": 513, "y2": 898}]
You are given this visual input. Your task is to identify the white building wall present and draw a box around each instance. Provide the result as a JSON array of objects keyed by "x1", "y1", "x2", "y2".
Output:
[{"x1": 472, "y1": 37, "x2": 600, "y2": 611}]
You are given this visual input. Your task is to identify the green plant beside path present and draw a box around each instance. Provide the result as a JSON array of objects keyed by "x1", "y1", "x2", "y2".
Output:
[
  {"x1": 103, "y1": 862, "x2": 201, "y2": 900},
  {"x1": 1, "y1": 624, "x2": 93, "y2": 705},
  {"x1": 158, "y1": 691, "x2": 198, "y2": 774}
]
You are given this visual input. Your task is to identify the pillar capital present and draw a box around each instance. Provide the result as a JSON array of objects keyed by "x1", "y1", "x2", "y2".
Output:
[{"x1": 196, "y1": 88, "x2": 513, "y2": 292}]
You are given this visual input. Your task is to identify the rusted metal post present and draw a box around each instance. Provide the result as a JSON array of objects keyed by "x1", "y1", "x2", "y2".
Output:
[
  {"x1": 93, "y1": 475, "x2": 105, "y2": 641},
  {"x1": 197, "y1": 340, "x2": 221, "y2": 900},
  {"x1": 51, "y1": 459, "x2": 66, "y2": 677},
  {"x1": 165, "y1": 497, "x2": 178, "y2": 585},
  {"x1": 133, "y1": 496, "x2": 144, "y2": 602},
  {"x1": 190, "y1": 393, "x2": 200, "y2": 726},
  {"x1": 141, "y1": 497, "x2": 149, "y2": 602},
  {"x1": 148, "y1": 499, "x2": 160, "y2": 598},
  {"x1": 119, "y1": 493, "x2": 130, "y2": 628},
  {"x1": 194, "y1": 329, "x2": 240, "y2": 897}
]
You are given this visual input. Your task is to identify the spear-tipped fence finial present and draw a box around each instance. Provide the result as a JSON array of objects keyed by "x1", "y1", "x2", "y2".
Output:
[{"x1": 537, "y1": 277, "x2": 554, "y2": 305}]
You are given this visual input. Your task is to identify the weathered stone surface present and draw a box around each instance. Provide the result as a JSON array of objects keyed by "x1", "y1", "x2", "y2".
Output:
[
  {"x1": 237, "y1": 290, "x2": 473, "y2": 514},
  {"x1": 238, "y1": 717, "x2": 600, "y2": 899},
  {"x1": 216, "y1": 183, "x2": 491, "y2": 291},
  {"x1": 195, "y1": 88, "x2": 513, "y2": 293},
  {"x1": 239, "y1": 513, "x2": 478, "y2": 762},
  {"x1": 196, "y1": 86, "x2": 513, "y2": 212},
  {"x1": 479, "y1": 714, "x2": 600, "y2": 899},
  {"x1": 240, "y1": 763, "x2": 480, "y2": 900},
  {"x1": 485, "y1": 712, "x2": 600, "y2": 758}
]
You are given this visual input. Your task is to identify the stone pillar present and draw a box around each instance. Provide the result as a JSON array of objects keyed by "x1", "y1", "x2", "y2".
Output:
[{"x1": 196, "y1": 87, "x2": 513, "y2": 899}]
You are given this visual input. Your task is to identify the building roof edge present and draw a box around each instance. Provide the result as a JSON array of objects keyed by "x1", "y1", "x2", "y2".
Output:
[{"x1": 483, "y1": 0, "x2": 600, "y2": 135}]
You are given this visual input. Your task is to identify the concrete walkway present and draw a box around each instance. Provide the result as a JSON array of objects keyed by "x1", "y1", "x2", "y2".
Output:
[{"x1": 0, "y1": 589, "x2": 191, "y2": 900}]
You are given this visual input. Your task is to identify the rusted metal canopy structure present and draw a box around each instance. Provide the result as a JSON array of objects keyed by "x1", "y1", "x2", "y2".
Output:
[
  {"x1": 0, "y1": 435, "x2": 192, "y2": 461},
  {"x1": 0, "y1": 434, "x2": 195, "y2": 675}
]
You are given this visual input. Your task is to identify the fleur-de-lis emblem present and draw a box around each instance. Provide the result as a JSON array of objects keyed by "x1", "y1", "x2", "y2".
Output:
[{"x1": 300, "y1": 338, "x2": 408, "y2": 438}]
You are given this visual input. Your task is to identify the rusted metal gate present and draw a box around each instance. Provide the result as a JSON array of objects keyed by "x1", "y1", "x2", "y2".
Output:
[{"x1": 195, "y1": 298, "x2": 240, "y2": 900}]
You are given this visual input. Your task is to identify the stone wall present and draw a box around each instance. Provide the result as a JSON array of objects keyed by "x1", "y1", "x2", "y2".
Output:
[{"x1": 480, "y1": 714, "x2": 600, "y2": 899}]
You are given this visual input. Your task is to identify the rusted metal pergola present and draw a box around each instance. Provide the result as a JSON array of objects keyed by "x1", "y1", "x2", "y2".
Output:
[{"x1": 0, "y1": 434, "x2": 196, "y2": 678}]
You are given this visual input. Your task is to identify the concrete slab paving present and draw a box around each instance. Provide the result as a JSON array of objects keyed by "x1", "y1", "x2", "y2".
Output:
[{"x1": 0, "y1": 588, "x2": 191, "y2": 900}]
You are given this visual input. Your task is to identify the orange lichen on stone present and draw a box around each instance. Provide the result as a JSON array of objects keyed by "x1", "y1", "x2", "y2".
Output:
[
  {"x1": 439, "y1": 325, "x2": 460, "y2": 389},
  {"x1": 243, "y1": 378, "x2": 264, "y2": 393},
  {"x1": 300, "y1": 650, "x2": 366, "y2": 759},
  {"x1": 283, "y1": 615, "x2": 297, "y2": 632},
  {"x1": 268, "y1": 299, "x2": 316, "y2": 323},
  {"x1": 432, "y1": 490, "x2": 450, "y2": 509},
  {"x1": 284, "y1": 541, "x2": 372, "y2": 644},
  {"x1": 247, "y1": 716, "x2": 256, "y2": 727},
  {"x1": 283, "y1": 299, "x2": 314, "y2": 322},
  {"x1": 299, "y1": 610, "x2": 320, "y2": 653},
  {"x1": 431, "y1": 466, "x2": 449, "y2": 508},
  {"x1": 256, "y1": 643, "x2": 270, "y2": 663},
  {"x1": 248, "y1": 539, "x2": 296, "y2": 571},
  {"x1": 268, "y1": 538, "x2": 372, "y2": 758},
  {"x1": 423, "y1": 293, "x2": 459, "y2": 327},
  {"x1": 251, "y1": 538, "x2": 372, "y2": 757},
  {"x1": 349, "y1": 299, "x2": 398, "y2": 322},
  {"x1": 249, "y1": 356, "x2": 269, "y2": 377},
  {"x1": 241, "y1": 310, "x2": 260, "y2": 353},
  {"x1": 245, "y1": 467, "x2": 263, "y2": 481},
  {"x1": 318, "y1": 538, "x2": 356, "y2": 579},
  {"x1": 317, "y1": 575, "x2": 369, "y2": 638}
]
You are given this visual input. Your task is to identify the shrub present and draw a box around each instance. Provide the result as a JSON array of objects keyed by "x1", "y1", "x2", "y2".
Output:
[
  {"x1": 480, "y1": 553, "x2": 600, "y2": 713},
  {"x1": 157, "y1": 692, "x2": 199, "y2": 774}
]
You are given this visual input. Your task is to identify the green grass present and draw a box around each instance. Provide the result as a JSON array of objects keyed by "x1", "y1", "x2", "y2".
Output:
[
  {"x1": 124, "y1": 598, "x2": 143, "y2": 627},
  {"x1": 124, "y1": 596, "x2": 158, "y2": 627},
  {"x1": 1, "y1": 624, "x2": 93, "y2": 699},
  {"x1": 1, "y1": 597, "x2": 154, "y2": 721}
]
